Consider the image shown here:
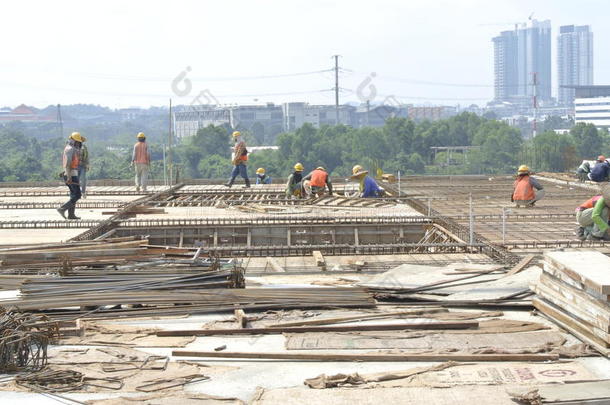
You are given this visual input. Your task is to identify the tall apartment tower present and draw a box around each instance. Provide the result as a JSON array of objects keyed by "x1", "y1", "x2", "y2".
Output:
[
  {"x1": 557, "y1": 25, "x2": 593, "y2": 107},
  {"x1": 493, "y1": 19, "x2": 552, "y2": 105}
]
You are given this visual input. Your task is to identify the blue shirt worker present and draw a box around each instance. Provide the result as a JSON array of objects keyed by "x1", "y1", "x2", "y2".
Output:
[
  {"x1": 255, "y1": 167, "x2": 272, "y2": 184},
  {"x1": 350, "y1": 165, "x2": 385, "y2": 198}
]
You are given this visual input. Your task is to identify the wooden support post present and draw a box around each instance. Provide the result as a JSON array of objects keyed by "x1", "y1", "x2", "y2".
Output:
[
  {"x1": 312, "y1": 250, "x2": 326, "y2": 271},
  {"x1": 234, "y1": 309, "x2": 247, "y2": 328},
  {"x1": 505, "y1": 254, "x2": 535, "y2": 277}
]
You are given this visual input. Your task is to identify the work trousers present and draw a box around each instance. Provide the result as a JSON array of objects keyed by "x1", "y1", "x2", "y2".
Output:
[
  {"x1": 78, "y1": 165, "x2": 87, "y2": 194},
  {"x1": 514, "y1": 189, "x2": 545, "y2": 206},
  {"x1": 576, "y1": 207, "x2": 609, "y2": 238},
  {"x1": 61, "y1": 176, "x2": 81, "y2": 211},
  {"x1": 135, "y1": 163, "x2": 149, "y2": 191},
  {"x1": 230, "y1": 163, "x2": 249, "y2": 180}
]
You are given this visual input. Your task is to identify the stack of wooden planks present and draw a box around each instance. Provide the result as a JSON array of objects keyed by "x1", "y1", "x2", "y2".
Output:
[{"x1": 531, "y1": 251, "x2": 610, "y2": 356}]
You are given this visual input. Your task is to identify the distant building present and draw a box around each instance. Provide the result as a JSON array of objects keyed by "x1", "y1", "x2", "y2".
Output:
[
  {"x1": 572, "y1": 85, "x2": 610, "y2": 128},
  {"x1": 173, "y1": 106, "x2": 230, "y2": 139},
  {"x1": 282, "y1": 103, "x2": 355, "y2": 131},
  {"x1": 557, "y1": 25, "x2": 593, "y2": 108},
  {"x1": 0, "y1": 104, "x2": 55, "y2": 122},
  {"x1": 406, "y1": 105, "x2": 457, "y2": 121},
  {"x1": 118, "y1": 108, "x2": 147, "y2": 121},
  {"x1": 492, "y1": 20, "x2": 552, "y2": 106},
  {"x1": 354, "y1": 104, "x2": 406, "y2": 127}
]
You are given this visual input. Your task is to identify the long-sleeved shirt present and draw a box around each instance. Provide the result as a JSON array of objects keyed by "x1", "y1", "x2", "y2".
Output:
[
  {"x1": 256, "y1": 174, "x2": 272, "y2": 184},
  {"x1": 285, "y1": 172, "x2": 303, "y2": 196},
  {"x1": 360, "y1": 175, "x2": 383, "y2": 198},
  {"x1": 79, "y1": 144, "x2": 89, "y2": 168},
  {"x1": 62, "y1": 142, "x2": 80, "y2": 176},
  {"x1": 592, "y1": 197, "x2": 609, "y2": 234},
  {"x1": 590, "y1": 161, "x2": 610, "y2": 182}
]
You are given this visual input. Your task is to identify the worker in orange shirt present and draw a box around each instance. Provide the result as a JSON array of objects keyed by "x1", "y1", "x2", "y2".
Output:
[
  {"x1": 131, "y1": 132, "x2": 151, "y2": 192},
  {"x1": 302, "y1": 166, "x2": 333, "y2": 197},
  {"x1": 57, "y1": 132, "x2": 83, "y2": 220},
  {"x1": 511, "y1": 165, "x2": 544, "y2": 207},
  {"x1": 225, "y1": 131, "x2": 250, "y2": 188}
]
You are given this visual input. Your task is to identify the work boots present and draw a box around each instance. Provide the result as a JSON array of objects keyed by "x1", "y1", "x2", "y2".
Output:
[
  {"x1": 57, "y1": 202, "x2": 70, "y2": 219},
  {"x1": 244, "y1": 178, "x2": 251, "y2": 188},
  {"x1": 224, "y1": 178, "x2": 235, "y2": 188},
  {"x1": 67, "y1": 207, "x2": 80, "y2": 220}
]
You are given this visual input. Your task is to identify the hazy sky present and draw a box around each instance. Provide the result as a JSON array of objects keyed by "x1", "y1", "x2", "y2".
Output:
[{"x1": 1, "y1": 0, "x2": 608, "y2": 109}]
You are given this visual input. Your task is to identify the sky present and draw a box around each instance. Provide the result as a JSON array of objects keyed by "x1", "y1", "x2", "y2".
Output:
[{"x1": 1, "y1": 0, "x2": 608, "y2": 109}]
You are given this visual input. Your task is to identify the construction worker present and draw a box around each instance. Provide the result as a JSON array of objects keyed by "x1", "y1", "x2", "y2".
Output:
[
  {"x1": 131, "y1": 132, "x2": 151, "y2": 192},
  {"x1": 576, "y1": 160, "x2": 591, "y2": 183},
  {"x1": 225, "y1": 131, "x2": 250, "y2": 188},
  {"x1": 575, "y1": 194, "x2": 606, "y2": 240},
  {"x1": 255, "y1": 168, "x2": 272, "y2": 185},
  {"x1": 511, "y1": 165, "x2": 544, "y2": 207},
  {"x1": 350, "y1": 165, "x2": 385, "y2": 197},
  {"x1": 78, "y1": 136, "x2": 89, "y2": 198},
  {"x1": 57, "y1": 132, "x2": 83, "y2": 220},
  {"x1": 286, "y1": 162, "x2": 304, "y2": 198},
  {"x1": 302, "y1": 166, "x2": 333, "y2": 197},
  {"x1": 588, "y1": 155, "x2": 610, "y2": 183}
]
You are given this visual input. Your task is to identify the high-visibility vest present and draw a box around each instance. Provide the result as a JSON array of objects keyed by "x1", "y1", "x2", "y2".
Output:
[
  {"x1": 134, "y1": 142, "x2": 150, "y2": 164},
  {"x1": 63, "y1": 145, "x2": 80, "y2": 169},
  {"x1": 310, "y1": 169, "x2": 327, "y2": 187},
  {"x1": 512, "y1": 175, "x2": 535, "y2": 201},
  {"x1": 577, "y1": 195, "x2": 602, "y2": 211}
]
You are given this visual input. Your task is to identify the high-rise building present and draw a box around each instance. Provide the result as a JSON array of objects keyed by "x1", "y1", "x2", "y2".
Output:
[
  {"x1": 492, "y1": 20, "x2": 552, "y2": 106},
  {"x1": 558, "y1": 25, "x2": 593, "y2": 107}
]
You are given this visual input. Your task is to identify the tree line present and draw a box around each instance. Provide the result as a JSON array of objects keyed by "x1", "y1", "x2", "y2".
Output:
[{"x1": 0, "y1": 113, "x2": 607, "y2": 182}]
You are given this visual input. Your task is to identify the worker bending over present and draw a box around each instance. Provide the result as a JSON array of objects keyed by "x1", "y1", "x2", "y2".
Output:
[
  {"x1": 303, "y1": 166, "x2": 333, "y2": 197},
  {"x1": 575, "y1": 193, "x2": 610, "y2": 240},
  {"x1": 57, "y1": 132, "x2": 83, "y2": 220},
  {"x1": 350, "y1": 165, "x2": 385, "y2": 197},
  {"x1": 286, "y1": 163, "x2": 304, "y2": 198},
  {"x1": 589, "y1": 155, "x2": 610, "y2": 183},
  {"x1": 255, "y1": 167, "x2": 272, "y2": 184},
  {"x1": 511, "y1": 165, "x2": 544, "y2": 207},
  {"x1": 576, "y1": 161, "x2": 591, "y2": 183},
  {"x1": 225, "y1": 131, "x2": 250, "y2": 188},
  {"x1": 131, "y1": 132, "x2": 151, "y2": 192}
]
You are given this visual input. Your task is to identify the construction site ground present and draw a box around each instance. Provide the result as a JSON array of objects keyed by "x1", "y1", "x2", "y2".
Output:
[{"x1": 1, "y1": 175, "x2": 610, "y2": 404}]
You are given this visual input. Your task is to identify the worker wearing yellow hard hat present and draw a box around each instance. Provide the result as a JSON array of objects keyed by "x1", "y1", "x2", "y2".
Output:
[
  {"x1": 132, "y1": 132, "x2": 151, "y2": 192},
  {"x1": 302, "y1": 166, "x2": 333, "y2": 198},
  {"x1": 350, "y1": 164, "x2": 385, "y2": 198},
  {"x1": 77, "y1": 133, "x2": 90, "y2": 199},
  {"x1": 255, "y1": 167, "x2": 272, "y2": 185},
  {"x1": 57, "y1": 132, "x2": 85, "y2": 220},
  {"x1": 512, "y1": 164, "x2": 544, "y2": 208},
  {"x1": 286, "y1": 163, "x2": 305, "y2": 198},
  {"x1": 225, "y1": 130, "x2": 250, "y2": 188}
]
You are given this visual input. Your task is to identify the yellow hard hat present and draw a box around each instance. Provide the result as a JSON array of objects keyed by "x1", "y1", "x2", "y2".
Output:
[
  {"x1": 256, "y1": 167, "x2": 265, "y2": 174},
  {"x1": 70, "y1": 132, "x2": 84, "y2": 142},
  {"x1": 137, "y1": 132, "x2": 146, "y2": 139},
  {"x1": 352, "y1": 165, "x2": 363, "y2": 175},
  {"x1": 517, "y1": 165, "x2": 530, "y2": 174},
  {"x1": 294, "y1": 163, "x2": 304, "y2": 171},
  {"x1": 232, "y1": 131, "x2": 241, "y2": 137}
]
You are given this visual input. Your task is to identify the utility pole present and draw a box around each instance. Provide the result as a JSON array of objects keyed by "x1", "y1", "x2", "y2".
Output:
[
  {"x1": 56, "y1": 104, "x2": 63, "y2": 138},
  {"x1": 332, "y1": 55, "x2": 340, "y2": 125},
  {"x1": 168, "y1": 99, "x2": 173, "y2": 185}
]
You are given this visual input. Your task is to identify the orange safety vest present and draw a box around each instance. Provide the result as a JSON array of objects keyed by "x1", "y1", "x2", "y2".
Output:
[
  {"x1": 310, "y1": 169, "x2": 327, "y2": 187},
  {"x1": 134, "y1": 142, "x2": 150, "y2": 164},
  {"x1": 62, "y1": 145, "x2": 80, "y2": 169},
  {"x1": 234, "y1": 141, "x2": 248, "y2": 162},
  {"x1": 577, "y1": 195, "x2": 602, "y2": 211},
  {"x1": 512, "y1": 175, "x2": 535, "y2": 201}
]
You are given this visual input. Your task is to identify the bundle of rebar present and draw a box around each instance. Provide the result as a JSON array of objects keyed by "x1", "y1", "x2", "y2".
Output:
[{"x1": 0, "y1": 307, "x2": 58, "y2": 372}]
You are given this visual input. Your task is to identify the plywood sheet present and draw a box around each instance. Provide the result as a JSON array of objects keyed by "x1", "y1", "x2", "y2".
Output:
[{"x1": 544, "y1": 251, "x2": 610, "y2": 294}]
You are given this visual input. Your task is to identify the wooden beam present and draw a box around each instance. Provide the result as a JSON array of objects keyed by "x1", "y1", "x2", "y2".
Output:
[
  {"x1": 157, "y1": 321, "x2": 478, "y2": 337},
  {"x1": 172, "y1": 351, "x2": 559, "y2": 362},
  {"x1": 268, "y1": 308, "x2": 448, "y2": 327},
  {"x1": 504, "y1": 254, "x2": 535, "y2": 277}
]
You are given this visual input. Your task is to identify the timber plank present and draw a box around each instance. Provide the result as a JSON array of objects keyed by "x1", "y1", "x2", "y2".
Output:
[{"x1": 544, "y1": 251, "x2": 610, "y2": 294}]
